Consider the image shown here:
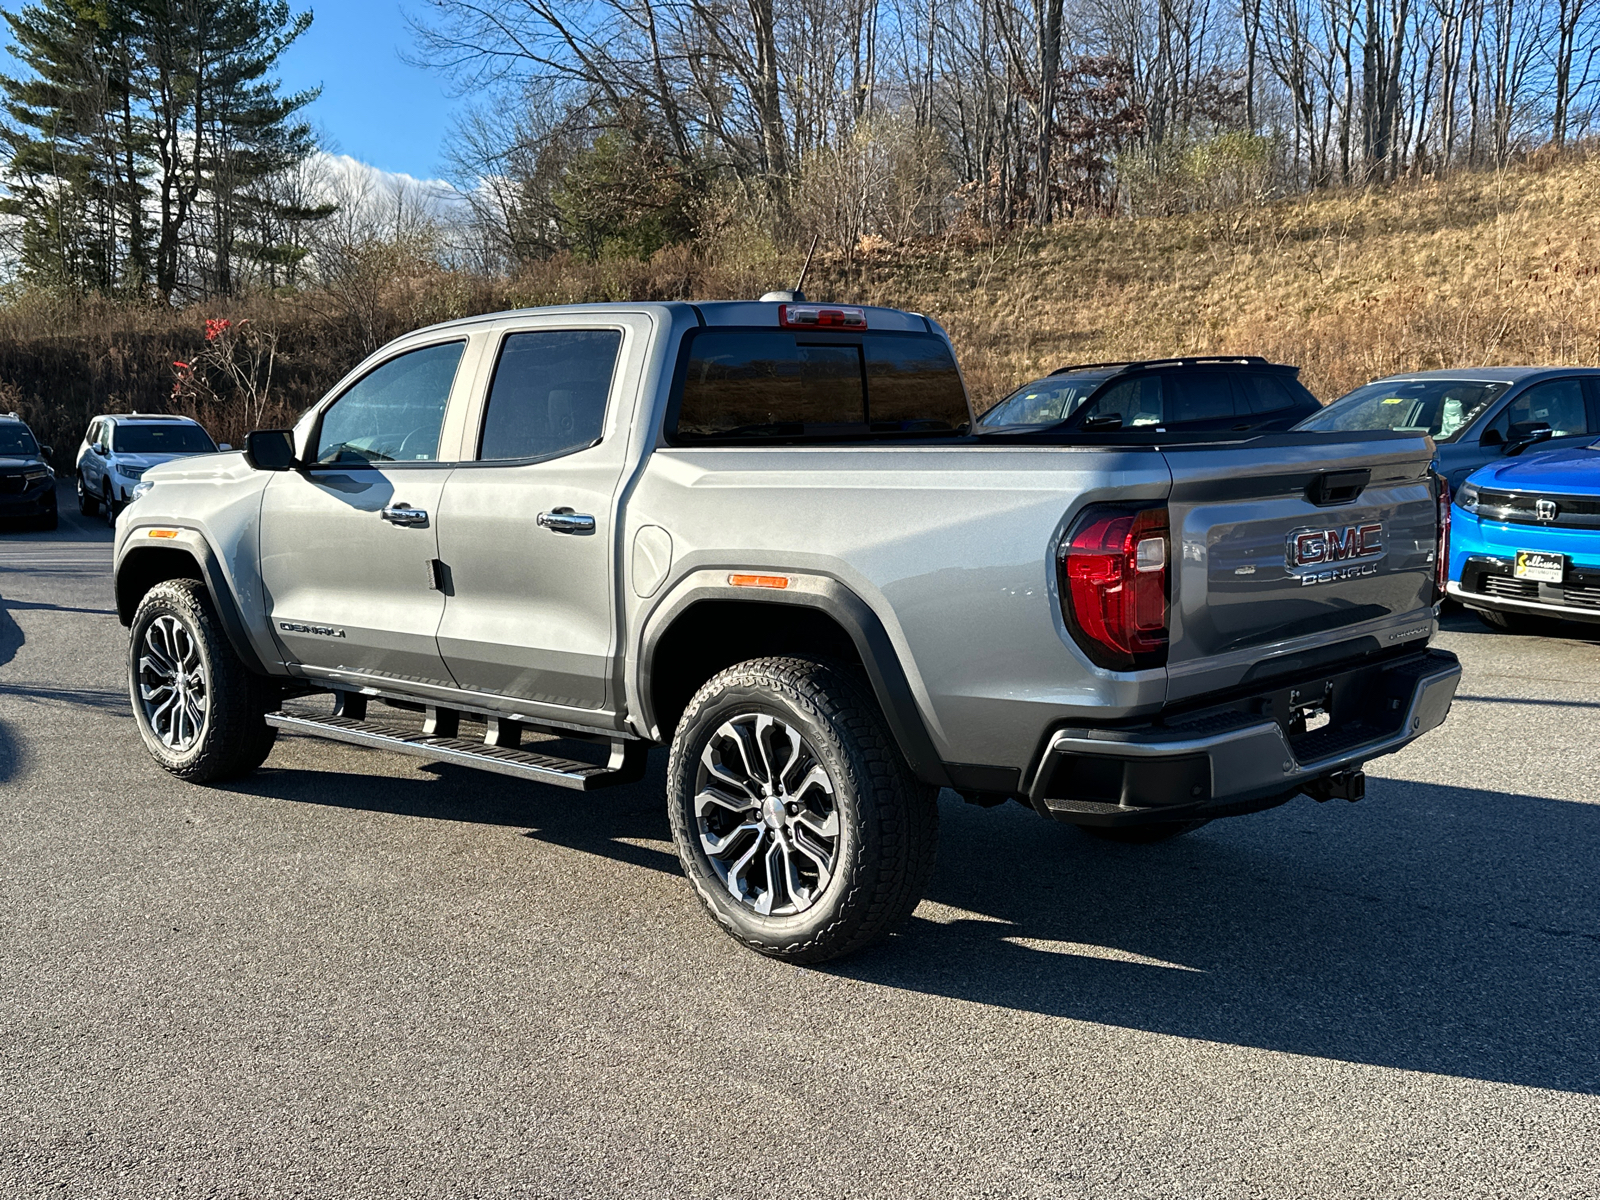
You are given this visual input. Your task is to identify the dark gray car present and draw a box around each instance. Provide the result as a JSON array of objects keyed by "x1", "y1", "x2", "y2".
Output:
[{"x1": 1296, "y1": 367, "x2": 1600, "y2": 490}]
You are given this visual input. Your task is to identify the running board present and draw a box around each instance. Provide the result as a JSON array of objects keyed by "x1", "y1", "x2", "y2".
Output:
[{"x1": 265, "y1": 711, "x2": 648, "y2": 790}]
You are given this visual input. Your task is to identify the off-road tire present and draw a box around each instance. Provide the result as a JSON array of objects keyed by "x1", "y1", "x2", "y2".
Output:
[
  {"x1": 77, "y1": 474, "x2": 98, "y2": 516},
  {"x1": 129, "y1": 579, "x2": 278, "y2": 782},
  {"x1": 1470, "y1": 606, "x2": 1546, "y2": 635},
  {"x1": 667, "y1": 656, "x2": 939, "y2": 965},
  {"x1": 1080, "y1": 818, "x2": 1211, "y2": 844}
]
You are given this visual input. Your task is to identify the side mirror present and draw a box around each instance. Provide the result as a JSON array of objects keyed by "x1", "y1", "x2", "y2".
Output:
[
  {"x1": 40, "y1": 445, "x2": 52, "y2": 457},
  {"x1": 244, "y1": 429, "x2": 298, "y2": 471},
  {"x1": 1504, "y1": 423, "x2": 1554, "y2": 457},
  {"x1": 1479, "y1": 427, "x2": 1504, "y2": 447},
  {"x1": 218, "y1": 443, "x2": 232, "y2": 452}
]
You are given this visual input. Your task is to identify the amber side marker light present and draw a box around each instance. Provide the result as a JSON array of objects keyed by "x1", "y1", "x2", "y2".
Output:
[
  {"x1": 147, "y1": 529, "x2": 180, "y2": 539},
  {"x1": 729, "y1": 573, "x2": 790, "y2": 589}
]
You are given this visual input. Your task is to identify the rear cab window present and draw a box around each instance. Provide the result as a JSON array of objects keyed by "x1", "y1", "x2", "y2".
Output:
[{"x1": 668, "y1": 328, "x2": 970, "y2": 443}]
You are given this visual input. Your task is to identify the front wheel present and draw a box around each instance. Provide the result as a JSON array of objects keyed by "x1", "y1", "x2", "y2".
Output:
[
  {"x1": 667, "y1": 657, "x2": 939, "y2": 964},
  {"x1": 77, "y1": 473, "x2": 98, "y2": 516},
  {"x1": 129, "y1": 579, "x2": 278, "y2": 782}
]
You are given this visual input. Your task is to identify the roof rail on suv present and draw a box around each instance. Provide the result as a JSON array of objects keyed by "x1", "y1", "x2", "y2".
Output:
[{"x1": 1049, "y1": 356, "x2": 1275, "y2": 376}]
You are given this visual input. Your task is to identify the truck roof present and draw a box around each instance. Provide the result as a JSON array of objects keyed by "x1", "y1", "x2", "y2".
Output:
[{"x1": 399, "y1": 300, "x2": 937, "y2": 338}]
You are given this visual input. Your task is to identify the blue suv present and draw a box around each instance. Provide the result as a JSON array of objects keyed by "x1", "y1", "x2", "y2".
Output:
[
  {"x1": 1448, "y1": 441, "x2": 1600, "y2": 630},
  {"x1": 1297, "y1": 367, "x2": 1600, "y2": 489}
]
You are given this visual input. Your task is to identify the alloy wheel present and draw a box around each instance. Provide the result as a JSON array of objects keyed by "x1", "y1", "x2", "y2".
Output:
[
  {"x1": 138, "y1": 614, "x2": 208, "y2": 751},
  {"x1": 694, "y1": 713, "x2": 841, "y2": 916}
]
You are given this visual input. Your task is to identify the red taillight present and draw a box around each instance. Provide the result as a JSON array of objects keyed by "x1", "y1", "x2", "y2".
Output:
[
  {"x1": 1435, "y1": 475, "x2": 1451, "y2": 602},
  {"x1": 1058, "y1": 504, "x2": 1170, "y2": 670},
  {"x1": 779, "y1": 304, "x2": 867, "y2": 329}
]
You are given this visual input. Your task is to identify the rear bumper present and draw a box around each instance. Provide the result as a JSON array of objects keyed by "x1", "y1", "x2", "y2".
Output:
[{"x1": 1026, "y1": 647, "x2": 1461, "y2": 826}]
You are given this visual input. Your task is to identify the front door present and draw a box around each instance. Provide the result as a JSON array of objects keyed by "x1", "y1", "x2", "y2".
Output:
[
  {"x1": 434, "y1": 324, "x2": 633, "y2": 714},
  {"x1": 260, "y1": 339, "x2": 471, "y2": 688}
]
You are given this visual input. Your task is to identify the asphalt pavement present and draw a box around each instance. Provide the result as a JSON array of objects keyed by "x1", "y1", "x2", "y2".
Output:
[{"x1": 2, "y1": 482, "x2": 1597, "y2": 1198}]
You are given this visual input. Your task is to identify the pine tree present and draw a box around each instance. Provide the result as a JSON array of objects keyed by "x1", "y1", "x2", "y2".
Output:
[{"x1": 0, "y1": 0, "x2": 320, "y2": 299}]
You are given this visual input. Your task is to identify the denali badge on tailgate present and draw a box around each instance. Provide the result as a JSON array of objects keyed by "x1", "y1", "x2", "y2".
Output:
[{"x1": 1285, "y1": 522, "x2": 1384, "y2": 586}]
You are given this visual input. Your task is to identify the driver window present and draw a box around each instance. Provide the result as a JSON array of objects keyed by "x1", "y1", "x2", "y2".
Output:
[
  {"x1": 1080, "y1": 376, "x2": 1163, "y2": 427},
  {"x1": 315, "y1": 341, "x2": 466, "y2": 465},
  {"x1": 1481, "y1": 379, "x2": 1590, "y2": 443}
]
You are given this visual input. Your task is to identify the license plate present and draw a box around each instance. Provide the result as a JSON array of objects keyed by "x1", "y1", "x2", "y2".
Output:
[{"x1": 1514, "y1": 550, "x2": 1565, "y2": 583}]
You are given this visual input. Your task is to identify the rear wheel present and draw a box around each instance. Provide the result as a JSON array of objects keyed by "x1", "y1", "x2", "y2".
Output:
[
  {"x1": 667, "y1": 657, "x2": 938, "y2": 964},
  {"x1": 77, "y1": 473, "x2": 98, "y2": 516},
  {"x1": 129, "y1": 579, "x2": 278, "y2": 782},
  {"x1": 1080, "y1": 819, "x2": 1211, "y2": 844}
]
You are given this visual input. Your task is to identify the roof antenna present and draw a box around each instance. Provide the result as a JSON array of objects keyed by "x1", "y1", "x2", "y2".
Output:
[{"x1": 759, "y1": 234, "x2": 819, "y2": 303}]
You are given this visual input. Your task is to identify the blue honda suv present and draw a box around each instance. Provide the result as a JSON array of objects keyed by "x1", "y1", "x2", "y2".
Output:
[{"x1": 1448, "y1": 440, "x2": 1600, "y2": 631}]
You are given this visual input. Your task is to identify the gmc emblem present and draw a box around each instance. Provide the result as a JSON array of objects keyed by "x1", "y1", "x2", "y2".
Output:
[{"x1": 1286, "y1": 522, "x2": 1384, "y2": 569}]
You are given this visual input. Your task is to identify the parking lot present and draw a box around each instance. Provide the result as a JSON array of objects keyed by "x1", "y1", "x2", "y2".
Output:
[{"x1": 2, "y1": 483, "x2": 1597, "y2": 1198}]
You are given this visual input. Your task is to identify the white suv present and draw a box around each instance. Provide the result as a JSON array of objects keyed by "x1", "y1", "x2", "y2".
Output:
[{"x1": 76, "y1": 414, "x2": 223, "y2": 523}]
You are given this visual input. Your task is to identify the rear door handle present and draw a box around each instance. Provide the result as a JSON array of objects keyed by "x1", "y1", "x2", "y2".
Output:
[
  {"x1": 537, "y1": 508, "x2": 596, "y2": 535},
  {"x1": 381, "y1": 504, "x2": 429, "y2": 526}
]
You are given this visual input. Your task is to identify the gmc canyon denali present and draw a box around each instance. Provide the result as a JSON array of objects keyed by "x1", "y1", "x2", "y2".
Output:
[{"x1": 114, "y1": 299, "x2": 1462, "y2": 963}]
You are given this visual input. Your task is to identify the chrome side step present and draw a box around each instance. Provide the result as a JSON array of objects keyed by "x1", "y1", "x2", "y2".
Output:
[{"x1": 265, "y1": 710, "x2": 649, "y2": 791}]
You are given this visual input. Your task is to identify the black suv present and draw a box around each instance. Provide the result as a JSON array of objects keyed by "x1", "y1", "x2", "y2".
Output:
[
  {"x1": 0, "y1": 412, "x2": 56, "y2": 530},
  {"x1": 976, "y1": 356, "x2": 1321, "y2": 434}
]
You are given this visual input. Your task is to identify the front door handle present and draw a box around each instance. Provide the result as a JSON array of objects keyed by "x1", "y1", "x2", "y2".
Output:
[
  {"x1": 537, "y1": 508, "x2": 596, "y2": 535},
  {"x1": 381, "y1": 503, "x2": 429, "y2": 527}
]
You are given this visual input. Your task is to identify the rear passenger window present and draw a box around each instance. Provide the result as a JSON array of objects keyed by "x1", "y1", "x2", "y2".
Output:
[
  {"x1": 1235, "y1": 373, "x2": 1301, "y2": 415},
  {"x1": 672, "y1": 329, "x2": 968, "y2": 441},
  {"x1": 1165, "y1": 372, "x2": 1237, "y2": 422},
  {"x1": 478, "y1": 330, "x2": 623, "y2": 461}
]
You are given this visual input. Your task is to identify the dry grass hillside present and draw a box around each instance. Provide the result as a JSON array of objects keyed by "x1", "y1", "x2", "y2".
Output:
[
  {"x1": 6, "y1": 150, "x2": 1600, "y2": 464},
  {"x1": 815, "y1": 149, "x2": 1600, "y2": 407}
]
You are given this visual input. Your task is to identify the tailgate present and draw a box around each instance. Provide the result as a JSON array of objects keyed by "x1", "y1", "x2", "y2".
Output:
[{"x1": 1161, "y1": 432, "x2": 1438, "y2": 702}]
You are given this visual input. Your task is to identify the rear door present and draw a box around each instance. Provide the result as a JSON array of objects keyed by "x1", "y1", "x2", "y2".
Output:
[
  {"x1": 259, "y1": 338, "x2": 478, "y2": 687},
  {"x1": 1161, "y1": 432, "x2": 1439, "y2": 703},
  {"x1": 432, "y1": 316, "x2": 645, "y2": 717}
]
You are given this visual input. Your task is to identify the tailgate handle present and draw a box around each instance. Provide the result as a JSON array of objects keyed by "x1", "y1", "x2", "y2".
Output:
[{"x1": 1306, "y1": 469, "x2": 1370, "y2": 507}]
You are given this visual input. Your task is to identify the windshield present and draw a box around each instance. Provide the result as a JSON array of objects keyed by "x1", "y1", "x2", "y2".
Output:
[
  {"x1": 0, "y1": 426, "x2": 38, "y2": 455},
  {"x1": 978, "y1": 374, "x2": 1108, "y2": 427},
  {"x1": 1296, "y1": 378, "x2": 1508, "y2": 441},
  {"x1": 112, "y1": 423, "x2": 217, "y2": 455}
]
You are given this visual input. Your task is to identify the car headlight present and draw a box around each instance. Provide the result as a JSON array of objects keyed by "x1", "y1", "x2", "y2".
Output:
[
  {"x1": 1455, "y1": 482, "x2": 1479, "y2": 513},
  {"x1": 116, "y1": 463, "x2": 145, "y2": 479},
  {"x1": 23, "y1": 468, "x2": 51, "y2": 482},
  {"x1": 130, "y1": 480, "x2": 154, "y2": 502}
]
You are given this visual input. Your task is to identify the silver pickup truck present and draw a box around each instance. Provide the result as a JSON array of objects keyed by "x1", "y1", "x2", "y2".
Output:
[{"x1": 114, "y1": 299, "x2": 1461, "y2": 962}]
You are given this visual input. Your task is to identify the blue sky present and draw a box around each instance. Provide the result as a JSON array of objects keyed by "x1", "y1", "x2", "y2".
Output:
[
  {"x1": 0, "y1": 0, "x2": 459, "y2": 182},
  {"x1": 275, "y1": 1, "x2": 456, "y2": 180}
]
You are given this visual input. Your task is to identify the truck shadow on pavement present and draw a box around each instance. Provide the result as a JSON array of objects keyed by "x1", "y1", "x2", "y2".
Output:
[
  {"x1": 227, "y1": 746, "x2": 1599, "y2": 1096},
  {"x1": 844, "y1": 780, "x2": 1600, "y2": 1097}
]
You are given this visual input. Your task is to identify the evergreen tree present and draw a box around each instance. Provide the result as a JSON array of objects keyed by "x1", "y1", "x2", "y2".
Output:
[{"x1": 0, "y1": 0, "x2": 320, "y2": 299}]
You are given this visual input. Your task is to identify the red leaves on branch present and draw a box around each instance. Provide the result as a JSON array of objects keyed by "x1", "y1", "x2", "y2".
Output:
[{"x1": 204, "y1": 318, "x2": 233, "y2": 341}]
